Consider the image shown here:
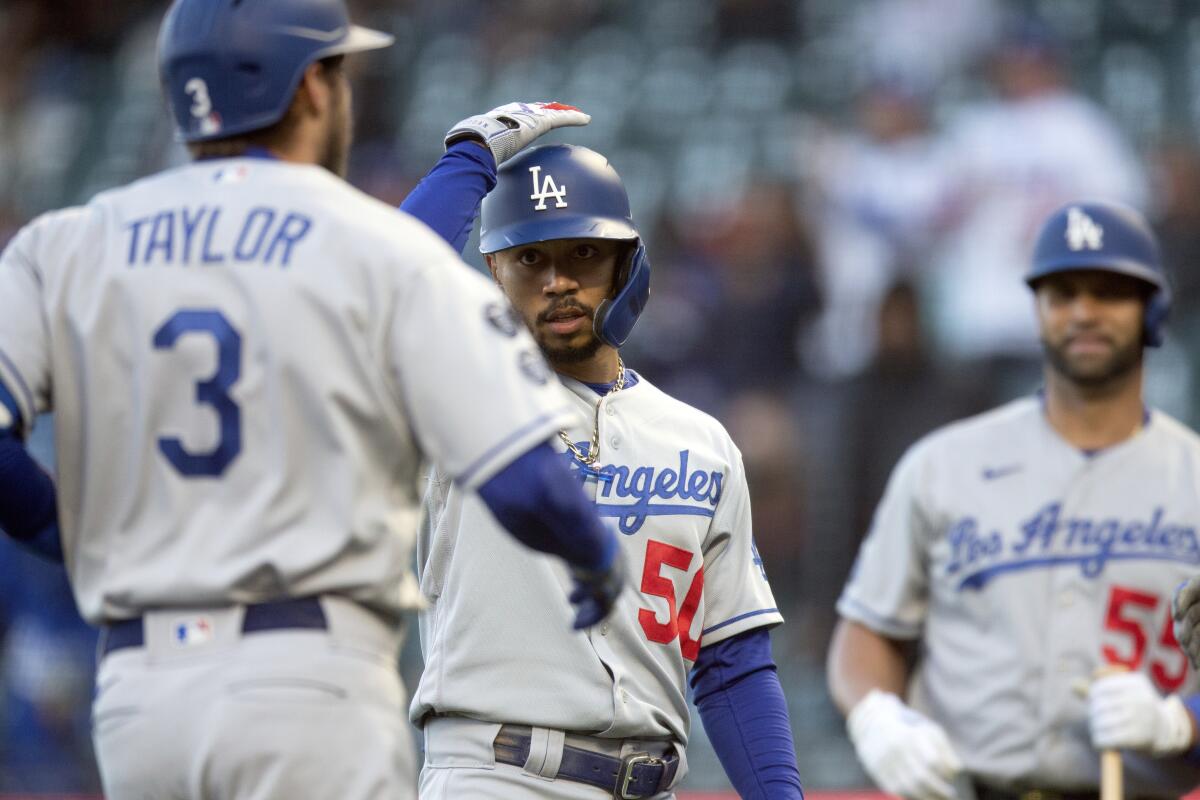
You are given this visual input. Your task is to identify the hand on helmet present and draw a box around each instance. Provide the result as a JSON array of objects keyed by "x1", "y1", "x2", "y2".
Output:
[{"x1": 445, "y1": 101, "x2": 590, "y2": 166}]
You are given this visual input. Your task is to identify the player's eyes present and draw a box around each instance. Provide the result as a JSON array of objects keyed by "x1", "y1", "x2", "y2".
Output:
[
  {"x1": 573, "y1": 244, "x2": 598, "y2": 260},
  {"x1": 517, "y1": 250, "x2": 541, "y2": 266}
]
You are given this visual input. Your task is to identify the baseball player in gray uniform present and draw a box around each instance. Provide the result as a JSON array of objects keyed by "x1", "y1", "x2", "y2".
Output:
[
  {"x1": 0, "y1": 5, "x2": 624, "y2": 799},
  {"x1": 395, "y1": 107, "x2": 805, "y2": 799},
  {"x1": 829, "y1": 201, "x2": 1200, "y2": 800}
]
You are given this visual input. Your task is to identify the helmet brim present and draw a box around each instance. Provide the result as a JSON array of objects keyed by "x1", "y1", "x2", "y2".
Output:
[
  {"x1": 328, "y1": 25, "x2": 394, "y2": 55},
  {"x1": 480, "y1": 215, "x2": 639, "y2": 254},
  {"x1": 1025, "y1": 255, "x2": 1168, "y2": 293}
]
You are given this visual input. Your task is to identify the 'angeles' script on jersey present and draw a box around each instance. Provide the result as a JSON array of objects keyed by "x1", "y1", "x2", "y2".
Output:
[
  {"x1": 947, "y1": 503, "x2": 1200, "y2": 590},
  {"x1": 565, "y1": 447, "x2": 724, "y2": 534}
]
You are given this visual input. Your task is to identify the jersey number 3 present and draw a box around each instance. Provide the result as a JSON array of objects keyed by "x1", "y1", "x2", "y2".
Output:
[{"x1": 153, "y1": 309, "x2": 242, "y2": 477}]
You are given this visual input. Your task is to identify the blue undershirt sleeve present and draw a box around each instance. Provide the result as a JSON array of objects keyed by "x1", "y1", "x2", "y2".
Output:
[
  {"x1": 399, "y1": 140, "x2": 498, "y2": 254},
  {"x1": 478, "y1": 441, "x2": 615, "y2": 573},
  {"x1": 690, "y1": 628, "x2": 804, "y2": 800},
  {"x1": 1180, "y1": 694, "x2": 1200, "y2": 766},
  {"x1": 0, "y1": 432, "x2": 62, "y2": 563}
]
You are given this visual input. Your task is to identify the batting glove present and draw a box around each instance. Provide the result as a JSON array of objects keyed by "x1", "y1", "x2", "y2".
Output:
[
  {"x1": 1089, "y1": 672, "x2": 1194, "y2": 757},
  {"x1": 568, "y1": 547, "x2": 626, "y2": 630},
  {"x1": 444, "y1": 101, "x2": 590, "y2": 166},
  {"x1": 1173, "y1": 577, "x2": 1200, "y2": 670},
  {"x1": 848, "y1": 690, "x2": 965, "y2": 800}
]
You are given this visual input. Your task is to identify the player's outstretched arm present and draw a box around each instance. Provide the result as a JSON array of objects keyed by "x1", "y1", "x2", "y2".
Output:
[
  {"x1": 691, "y1": 628, "x2": 804, "y2": 800},
  {"x1": 399, "y1": 102, "x2": 589, "y2": 254},
  {"x1": 0, "y1": 385, "x2": 61, "y2": 562},
  {"x1": 478, "y1": 441, "x2": 624, "y2": 629},
  {"x1": 829, "y1": 619, "x2": 964, "y2": 800}
]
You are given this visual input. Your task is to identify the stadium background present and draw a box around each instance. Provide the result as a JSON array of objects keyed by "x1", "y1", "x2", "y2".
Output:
[{"x1": 3, "y1": 0, "x2": 1200, "y2": 794}]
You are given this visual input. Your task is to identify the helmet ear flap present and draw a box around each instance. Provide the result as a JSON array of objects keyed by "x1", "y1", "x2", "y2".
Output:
[
  {"x1": 594, "y1": 243, "x2": 651, "y2": 348},
  {"x1": 1144, "y1": 289, "x2": 1170, "y2": 347}
]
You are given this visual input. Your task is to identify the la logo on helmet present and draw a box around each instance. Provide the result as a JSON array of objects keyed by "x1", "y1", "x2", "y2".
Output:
[
  {"x1": 1065, "y1": 206, "x2": 1104, "y2": 251},
  {"x1": 529, "y1": 165, "x2": 568, "y2": 211}
]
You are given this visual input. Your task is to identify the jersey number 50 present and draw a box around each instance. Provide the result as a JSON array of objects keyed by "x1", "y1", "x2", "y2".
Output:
[
  {"x1": 639, "y1": 540, "x2": 704, "y2": 661},
  {"x1": 153, "y1": 309, "x2": 243, "y2": 477}
]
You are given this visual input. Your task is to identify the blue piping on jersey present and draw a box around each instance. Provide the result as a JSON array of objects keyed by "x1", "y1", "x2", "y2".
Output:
[
  {"x1": 702, "y1": 608, "x2": 780, "y2": 636},
  {"x1": 582, "y1": 370, "x2": 640, "y2": 396},
  {"x1": 595, "y1": 503, "x2": 715, "y2": 519},
  {"x1": 0, "y1": 347, "x2": 34, "y2": 425},
  {"x1": 957, "y1": 551, "x2": 1200, "y2": 591},
  {"x1": 196, "y1": 146, "x2": 279, "y2": 162},
  {"x1": 456, "y1": 406, "x2": 572, "y2": 487}
]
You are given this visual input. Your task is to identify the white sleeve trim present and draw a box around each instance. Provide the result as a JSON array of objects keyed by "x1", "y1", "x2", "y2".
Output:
[
  {"x1": 454, "y1": 405, "x2": 576, "y2": 490},
  {"x1": 836, "y1": 594, "x2": 923, "y2": 641},
  {"x1": 698, "y1": 607, "x2": 784, "y2": 648},
  {"x1": 0, "y1": 347, "x2": 35, "y2": 430}
]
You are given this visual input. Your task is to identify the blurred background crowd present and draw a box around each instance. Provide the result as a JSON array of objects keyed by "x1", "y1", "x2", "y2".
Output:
[{"x1": 2, "y1": 0, "x2": 1199, "y2": 792}]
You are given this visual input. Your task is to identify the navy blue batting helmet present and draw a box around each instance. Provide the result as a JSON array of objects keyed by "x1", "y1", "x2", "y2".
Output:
[
  {"x1": 481, "y1": 144, "x2": 650, "y2": 349},
  {"x1": 158, "y1": 0, "x2": 393, "y2": 143},
  {"x1": 1026, "y1": 200, "x2": 1170, "y2": 347}
]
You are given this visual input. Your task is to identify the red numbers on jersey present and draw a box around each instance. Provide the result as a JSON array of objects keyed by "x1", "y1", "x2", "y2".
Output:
[
  {"x1": 638, "y1": 540, "x2": 704, "y2": 661},
  {"x1": 1102, "y1": 585, "x2": 1187, "y2": 692}
]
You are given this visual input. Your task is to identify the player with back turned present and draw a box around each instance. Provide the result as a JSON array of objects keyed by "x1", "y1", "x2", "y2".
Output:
[
  {"x1": 0, "y1": 3, "x2": 625, "y2": 798},
  {"x1": 393, "y1": 104, "x2": 805, "y2": 799},
  {"x1": 829, "y1": 201, "x2": 1200, "y2": 800}
]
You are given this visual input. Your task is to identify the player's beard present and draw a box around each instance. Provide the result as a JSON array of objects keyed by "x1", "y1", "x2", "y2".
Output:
[
  {"x1": 532, "y1": 299, "x2": 604, "y2": 365},
  {"x1": 1041, "y1": 332, "x2": 1142, "y2": 390}
]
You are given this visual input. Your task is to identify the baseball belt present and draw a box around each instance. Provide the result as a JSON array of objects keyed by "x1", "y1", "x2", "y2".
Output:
[
  {"x1": 493, "y1": 724, "x2": 680, "y2": 799},
  {"x1": 99, "y1": 596, "x2": 328, "y2": 657}
]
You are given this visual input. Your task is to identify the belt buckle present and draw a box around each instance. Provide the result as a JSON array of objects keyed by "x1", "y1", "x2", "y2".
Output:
[{"x1": 615, "y1": 752, "x2": 662, "y2": 800}]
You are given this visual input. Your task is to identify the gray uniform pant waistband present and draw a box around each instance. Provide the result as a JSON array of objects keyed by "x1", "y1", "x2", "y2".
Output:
[
  {"x1": 99, "y1": 595, "x2": 402, "y2": 663},
  {"x1": 422, "y1": 716, "x2": 685, "y2": 786}
]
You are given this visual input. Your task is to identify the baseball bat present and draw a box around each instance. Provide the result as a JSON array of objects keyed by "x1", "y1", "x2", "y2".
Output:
[{"x1": 1095, "y1": 664, "x2": 1128, "y2": 800}]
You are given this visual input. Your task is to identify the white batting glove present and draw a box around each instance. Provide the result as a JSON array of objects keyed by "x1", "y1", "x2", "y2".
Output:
[
  {"x1": 444, "y1": 101, "x2": 590, "y2": 165},
  {"x1": 1174, "y1": 577, "x2": 1200, "y2": 670},
  {"x1": 1088, "y1": 672, "x2": 1194, "y2": 757},
  {"x1": 848, "y1": 690, "x2": 965, "y2": 800}
]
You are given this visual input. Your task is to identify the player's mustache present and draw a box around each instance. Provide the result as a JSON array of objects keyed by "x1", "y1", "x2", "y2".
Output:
[{"x1": 537, "y1": 299, "x2": 594, "y2": 324}]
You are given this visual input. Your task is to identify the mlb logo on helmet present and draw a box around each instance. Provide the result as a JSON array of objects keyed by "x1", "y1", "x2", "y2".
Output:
[{"x1": 1065, "y1": 206, "x2": 1104, "y2": 251}]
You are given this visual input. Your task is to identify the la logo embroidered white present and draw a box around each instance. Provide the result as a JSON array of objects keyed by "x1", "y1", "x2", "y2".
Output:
[
  {"x1": 529, "y1": 165, "x2": 568, "y2": 211},
  {"x1": 1065, "y1": 207, "x2": 1104, "y2": 252}
]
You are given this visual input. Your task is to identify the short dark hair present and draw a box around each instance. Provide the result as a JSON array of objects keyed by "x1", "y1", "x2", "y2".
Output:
[{"x1": 186, "y1": 56, "x2": 344, "y2": 160}]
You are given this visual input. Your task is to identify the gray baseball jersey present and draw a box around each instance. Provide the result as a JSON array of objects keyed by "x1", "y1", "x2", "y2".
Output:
[
  {"x1": 839, "y1": 397, "x2": 1200, "y2": 795},
  {"x1": 0, "y1": 156, "x2": 575, "y2": 625},
  {"x1": 412, "y1": 372, "x2": 781, "y2": 745}
]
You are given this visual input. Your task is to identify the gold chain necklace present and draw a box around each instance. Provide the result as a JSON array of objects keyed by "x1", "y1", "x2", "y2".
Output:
[{"x1": 558, "y1": 356, "x2": 626, "y2": 468}]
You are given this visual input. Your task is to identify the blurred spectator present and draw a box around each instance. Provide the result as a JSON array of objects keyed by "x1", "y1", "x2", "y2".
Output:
[
  {"x1": 847, "y1": 0, "x2": 1002, "y2": 89},
  {"x1": 927, "y1": 17, "x2": 1148, "y2": 391},
  {"x1": 631, "y1": 179, "x2": 820, "y2": 410},
  {"x1": 722, "y1": 389, "x2": 807, "y2": 582},
  {"x1": 802, "y1": 76, "x2": 952, "y2": 378}
]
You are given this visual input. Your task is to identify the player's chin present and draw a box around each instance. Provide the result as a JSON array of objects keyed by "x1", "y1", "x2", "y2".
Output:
[{"x1": 537, "y1": 331, "x2": 603, "y2": 365}]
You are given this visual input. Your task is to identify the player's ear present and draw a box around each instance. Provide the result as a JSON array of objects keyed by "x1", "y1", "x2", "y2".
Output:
[
  {"x1": 295, "y1": 62, "x2": 331, "y2": 118},
  {"x1": 485, "y1": 253, "x2": 501, "y2": 284}
]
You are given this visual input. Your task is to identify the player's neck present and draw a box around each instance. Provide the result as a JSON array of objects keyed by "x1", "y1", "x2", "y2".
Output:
[
  {"x1": 1042, "y1": 365, "x2": 1146, "y2": 451},
  {"x1": 554, "y1": 347, "x2": 620, "y2": 384}
]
